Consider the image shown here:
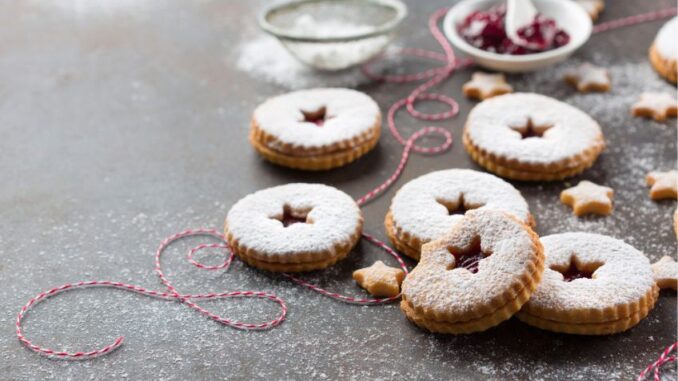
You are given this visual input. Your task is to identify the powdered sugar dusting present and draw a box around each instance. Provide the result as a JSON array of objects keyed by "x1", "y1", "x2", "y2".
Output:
[
  {"x1": 390, "y1": 169, "x2": 531, "y2": 244},
  {"x1": 402, "y1": 209, "x2": 539, "y2": 318},
  {"x1": 654, "y1": 17, "x2": 677, "y2": 60},
  {"x1": 253, "y1": 88, "x2": 380, "y2": 149},
  {"x1": 525, "y1": 232, "x2": 655, "y2": 314},
  {"x1": 225, "y1": 183, "x2": 361, "y2": 258},
  {"x1": 465, "y1": 93, "x2": 604, "y2": 165}
]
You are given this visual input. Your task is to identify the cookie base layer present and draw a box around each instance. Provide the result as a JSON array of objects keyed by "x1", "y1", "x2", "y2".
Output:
[
  {"x1": 235, "y1": 247, "x2": 352, "y2": 272},
  {"x1": 516, "y1": 297, "x2": 656, "y2": 335},
  {"x1": 464, "y1": 135, "x2": 597, "y2": 181},
  {"x1": 401, "y1": 264, "x2": 542, "y2": 334},
  {"x1": 384, "y1": 211, "x2": 422, "y2": 261},
  {"x1": 249, "y1": 123, "x2": 381, "y2": 171},
  {"x1": 650, "y1": 43, "x2": 678, "y2": 84}
]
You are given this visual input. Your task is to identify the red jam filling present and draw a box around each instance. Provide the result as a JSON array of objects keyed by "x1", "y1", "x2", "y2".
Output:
[
  {"x1": 302, "y1": 107, "x2": 329, "y2": 127},
  {"x1": 449, "y1": 238, "x2": 487, "y2": 274},
  {"x1": 279, "y1": 208, "x2": 307, "y2": 227},
  {"x1": 558, "y1": 262, "x2": 594, "y2": 282},
  {"x1": 458, "y1": 5, "x2": 570, "y2": 55}
]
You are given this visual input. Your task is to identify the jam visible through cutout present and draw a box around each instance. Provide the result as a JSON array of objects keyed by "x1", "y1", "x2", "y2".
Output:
[
  {"x1": 277, "y1": 205, "x2": 309, "y2": 227},
  {"x1": 301, "y1": 106, "x2": 330, "y2": 127},
  {"x1": 438, "y1": 194, "x2": 483, "y2": 216},
  {"x1": 510, "y1": 118, "x2": 553, "y2": 139},
  {"x1": 448, "y1": 236, "x2": 489, "y2": 274},
  {"x1": 554, "y1": 258, "x2": 601, "y2": 282}
]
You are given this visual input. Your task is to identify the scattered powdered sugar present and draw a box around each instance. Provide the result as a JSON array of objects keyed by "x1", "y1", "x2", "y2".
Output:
[
  {"x1": 236, "y1": 34, "x2": 375, "y2": 89},
  {"x1": 390, "y1": 169, "x2": 531, "y2": 244},
  {"x1": 253, "y1": 88, "x2": 380, "y2": 149},
  {"x1": 525, "y1": 232, "x2": 655, "y2": 316},
  {"x1": 465, "y1": 93, "x2": 604, "y2": 166},
  {"x1": 226, "y1": 183, "x2": 361, "y2": 258},
  {"x1": 402, "y1": 209, "x2": 539, "y2": 318}
]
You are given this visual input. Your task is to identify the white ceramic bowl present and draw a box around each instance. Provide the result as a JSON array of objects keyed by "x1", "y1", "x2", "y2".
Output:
[{"x1": 443, "y1": 0, "x2": 592, "y2": 72}]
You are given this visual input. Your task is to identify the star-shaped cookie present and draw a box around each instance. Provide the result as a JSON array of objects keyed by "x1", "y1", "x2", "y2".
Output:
[
  {"x1": 651, "y1": 256, "x2": 677, "y2": 290},
  {"x1": 462, "y1": 72, "x2": 513, "y2": 100},
  {"x1": 353, "y1": 260, "x2": 405, "y2": 297},
  {"x1": 564, "y1": 63, "x2": 611, "y2": 92},
  {"x1": 560, "y1": 180, "x2": 614, "y2": 216},
  {"x1": 646, "y1": 170, "x2": 678, "y2": 200},
  {"x1": 631, "y1": 92, "x2": 678, "y2": 121},
  {"x1": 575, "y1": 0, "x2": 605, "y2": 20}
]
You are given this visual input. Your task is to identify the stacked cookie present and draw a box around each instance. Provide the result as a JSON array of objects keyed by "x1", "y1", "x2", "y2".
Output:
[
  {"x1": 225, "y1": 183, "x2": 363, "y2": 272},
  {"x1": 517, "y1": 233, "x2": 659, "y2": 335},
  {"x1": 385, "y1": 169, "x2": 534, "y2": 260},
  {"x1": 249, "y1": 88, "x2": 381, "y2": 170},
  {"x1": 463, "y1": 93, "x2": 606, "y2": 181},
  {"x1": 400, "y1": 209, "x2": 544, "y2": 333}
]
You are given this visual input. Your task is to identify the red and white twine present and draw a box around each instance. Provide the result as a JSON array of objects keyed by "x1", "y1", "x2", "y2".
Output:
[{"x1": 15, "y1": 6, "x2": 678, "y2": 378}]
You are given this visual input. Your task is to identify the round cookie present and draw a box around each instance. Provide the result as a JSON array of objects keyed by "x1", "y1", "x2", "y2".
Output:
[
  {"x1": 225, "y1": 183, "x2": 363, "y2": 272},
  {"x1": 385, "y1": 169, "x2": 534, "y2": 260},
  {"x1": 463, "y1": 93, "x2": 605, "y2": 181},
  {"x1": 400, "y1": 209, "x2": 544, "y2": 334},
  {"x1": 649, "y1": 17, "x2": 677, "y2": 84},
  {"x1": 517, "y1": 233, "x2": 659, "y2": 335},
  {"x1": 250, "y1": 88, "x2": 381, "y2": 170}
]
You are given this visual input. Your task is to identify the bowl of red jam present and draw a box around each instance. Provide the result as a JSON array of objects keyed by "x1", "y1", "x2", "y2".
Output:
[{"x1": 443, "y1": 0, "x2": 592, "y2": 72}]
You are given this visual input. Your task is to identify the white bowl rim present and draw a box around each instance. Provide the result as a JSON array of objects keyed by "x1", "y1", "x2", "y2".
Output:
[
  {"x1": 443, "y1": 0, "x2": 592, "y2": 62},
  {"x1": 259, "y1": 0, "x2": 408, "y2": 43}
]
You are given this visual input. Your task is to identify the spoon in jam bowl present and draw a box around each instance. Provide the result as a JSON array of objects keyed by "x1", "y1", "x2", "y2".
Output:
[
  {"x1": 505, "y1": 0, "x2": 539, "y2": 49},
  {"x1": 443, "y1": 0, "x2": 592, "y2": 72}
]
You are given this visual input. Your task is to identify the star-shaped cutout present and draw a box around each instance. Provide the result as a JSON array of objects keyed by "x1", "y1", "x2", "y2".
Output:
[
  {"x1": 651, "y1": 256, "x2": 677, "y2": 290},
  {"x1": 564, "y1": 63, "x2": 611, "y2": 92},
  {"x1": 462, "y1": 72, "x2": 513, "y2": 100},
  {"x1": 575, "y1": 0, "x2": 605, "y2": 21},
  {"x1": 560, "y1": 180, "x2": 614, "y2": 216},
  {"x1": 509, "y1": 117, "x2": 553, "y2": 139},
  {"x1": 646, "y1": 170, "x2": 678, "y2": 200},
  {"x1": 352, "y1": 260, "x2": 405, "y2": 297},
  {"x1": 631, "y1": 92, "x2": 678, "y2": 122}
]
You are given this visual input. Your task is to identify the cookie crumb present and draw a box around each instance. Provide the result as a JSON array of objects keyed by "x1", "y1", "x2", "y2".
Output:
[
  {"x1": 646, "y1": 170, "x2": 678, "y2": 200},
  {"x1": 631, "y1": 92, "x2": 678, "y2": 121},
  {"x1": 462, "y1": 72, "x2": 513, "y2": 100},
  {"x1": 564, "y1": 63, "x2": 611, "y2": 92},
  {"x1": 651, "y1": 256, "x2": 678, "y2": 290},
  {"x1": 353, "y1": 260, "x2": 405, "y2": 298},
  {"x1": 560, "y1": 180, "x2": 614, "y2": 216}
]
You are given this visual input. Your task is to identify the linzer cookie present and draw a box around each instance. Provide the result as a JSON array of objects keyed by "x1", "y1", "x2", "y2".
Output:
[
  {"x1": 649, "y1": 17, "x2": 677, "y2": 84},
  {"x1": 400, "y1": 209, "x2": 544, "y2": 334},
  {"x1": 463, "y1": 93, "x2": 605, "y2": 181},
  {"x1": 249, "y1": 88, "x2": 381, "y2": 170},
  {"x1": 517, "y1": 233, "x2": 658, "y2": 335},
  {"x1": 225, "y1": 183, "x2": 362, "y2": 272},
  {"x1": 385, "y1": 169, "x2": 533, "y2": 260}
]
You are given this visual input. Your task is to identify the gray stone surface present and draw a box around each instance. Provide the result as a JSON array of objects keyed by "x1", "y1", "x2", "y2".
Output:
[{"x1": 1, "y1": 1, "x2": 676, "y2": 380}]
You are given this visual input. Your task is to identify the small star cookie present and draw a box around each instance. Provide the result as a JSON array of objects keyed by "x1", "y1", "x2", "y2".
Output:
[
  {"x1": 560, "y1": 180, "x2": 614, "y2": 216},
  {"x1": 646, "y1": 170, "x2": 678, "y2": 200},
  {"x1": 651, "y1": 256, "x2": 678, "y2": 290},
  {"x1": 462, "y1": 72, "x2": 513, "y2": 100},
  {"x1": 631, "y1": 92, "x2": 678, "y2": 121},
  {"x1": 353, "y1": 260, "x2": 405, "y2": 297},
  {"x1": 575, "y1": 0, "x2": 604, "y2": 21},
  {"x1": 564, "y1": 63, "x2": 611, "y2": 92}
]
